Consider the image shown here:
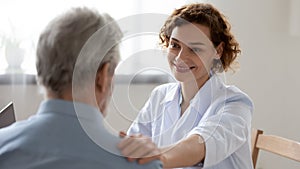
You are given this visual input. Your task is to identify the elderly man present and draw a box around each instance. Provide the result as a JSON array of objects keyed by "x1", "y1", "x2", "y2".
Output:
[{"x1": 0, "y1": 7, "x2": 162, "y2": 169}]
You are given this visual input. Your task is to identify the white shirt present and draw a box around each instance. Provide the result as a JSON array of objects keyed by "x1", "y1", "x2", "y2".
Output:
[{"x1": 128, "y1": 75, "x2": 254, "y2": 169}]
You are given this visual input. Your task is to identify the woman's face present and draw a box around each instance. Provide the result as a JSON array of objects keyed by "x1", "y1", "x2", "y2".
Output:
[{"x1": 167, "y1": 23, "x2": 217, "y2": 86}]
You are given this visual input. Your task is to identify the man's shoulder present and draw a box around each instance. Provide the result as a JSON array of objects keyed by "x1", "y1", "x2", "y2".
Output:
[
  {"x1": 0, "y1": 115, "x2": 41, "y2": 147},
  {"x1": 132, "y1": 160, "x2": 163, "y2": 169},
  {"x1": 0, "y1": 117, "x2": 33, "y2": 139},
  {"x1": 140, "y1": 160, "x2": 163, "y2": 169},
  {"x1": 107, "y1": 157, "x2": 162, "y2": 169}
]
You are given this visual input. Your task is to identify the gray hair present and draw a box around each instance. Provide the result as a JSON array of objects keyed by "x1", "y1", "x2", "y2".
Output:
[{"x1": 36, "y1": 7, "x2": 122, "y2": 95}]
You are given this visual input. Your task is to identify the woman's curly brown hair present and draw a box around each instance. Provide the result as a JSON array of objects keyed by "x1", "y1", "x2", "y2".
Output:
[{"x1": 159, "y1": 3, "x2": 241, "y2": 72}]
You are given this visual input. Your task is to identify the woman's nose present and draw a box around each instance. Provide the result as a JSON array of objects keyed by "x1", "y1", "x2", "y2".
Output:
[{"x1": 175, "y1": 48, "x2": 188, "y2": 62}]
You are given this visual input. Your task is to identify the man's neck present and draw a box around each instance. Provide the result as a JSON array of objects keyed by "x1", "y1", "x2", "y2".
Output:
[{"x1": 45, "y1": 88, "x2": 99, "y2": 109}]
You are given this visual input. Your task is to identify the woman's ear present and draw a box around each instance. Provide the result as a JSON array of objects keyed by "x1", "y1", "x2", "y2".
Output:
[
  {"x1": 96, "y1": 62, "x2": 111, "y2": 93},
  {"x1": 215, "y1": 42, "x2": 224, "y2": 59}
]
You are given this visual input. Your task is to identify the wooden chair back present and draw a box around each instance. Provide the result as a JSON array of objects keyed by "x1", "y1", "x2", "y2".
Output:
[{"x1": 251, "y1": 129, "x2": 300, "y2": 168}]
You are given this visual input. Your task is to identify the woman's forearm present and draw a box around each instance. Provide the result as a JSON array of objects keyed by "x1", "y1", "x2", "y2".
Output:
[{"x1": 160, "y1": 134, "x2": 206, "y2": 168}]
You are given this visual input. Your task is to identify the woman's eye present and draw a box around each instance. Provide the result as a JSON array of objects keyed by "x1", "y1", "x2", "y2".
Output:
[
  {"x1": 191, "y1": 48, "x2": 201, "y2": 53},
  {"x1": 169, "y1": 42, "x2": 180, "y2": 49}
]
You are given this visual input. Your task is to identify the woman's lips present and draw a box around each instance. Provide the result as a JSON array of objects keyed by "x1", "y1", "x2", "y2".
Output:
[{"x1": 173, "y1": 63, "x2": 196, "y2": 73}]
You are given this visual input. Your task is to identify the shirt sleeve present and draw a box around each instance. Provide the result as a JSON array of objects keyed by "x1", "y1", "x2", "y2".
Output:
[
  {"x1": 127, "y1": 97, "x2": 153, "y2": 137},
  {"x1": 187, "y1": 95, "x2": 253, "y2": 168}
]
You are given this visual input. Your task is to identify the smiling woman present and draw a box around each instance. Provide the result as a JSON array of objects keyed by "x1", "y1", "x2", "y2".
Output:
[{"x1": 118, "y1": 3, "x2": 253, "y2": 169}]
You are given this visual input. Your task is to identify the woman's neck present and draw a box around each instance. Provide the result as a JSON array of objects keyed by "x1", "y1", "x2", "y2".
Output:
[
  {"x1": 181, "y1": 82, "x2": 198, "y2": 104},
  {"x1": 180, "y1": 75, "x2": 209, "y2": 114}
]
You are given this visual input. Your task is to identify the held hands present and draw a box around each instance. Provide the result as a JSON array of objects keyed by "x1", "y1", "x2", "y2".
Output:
[{"x1": 118, "y1": 131, "x2": 163, "y2": 165}]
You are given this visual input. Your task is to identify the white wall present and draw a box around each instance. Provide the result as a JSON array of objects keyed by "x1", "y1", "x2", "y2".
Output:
[
  {"x1": 1, "y1": 0, "x2": 300, "y2": 169},
  {"x1": 210, "y1": 0, "x2": 300, "y2": 168}
]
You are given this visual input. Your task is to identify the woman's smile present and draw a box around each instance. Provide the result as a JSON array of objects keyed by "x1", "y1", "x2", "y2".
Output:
[{"x1": 172, "y1": 61, "x2": 197, "y2": 73}]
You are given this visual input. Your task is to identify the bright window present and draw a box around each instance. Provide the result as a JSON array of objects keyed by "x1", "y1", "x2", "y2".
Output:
[{"x1": 0, "y1": 0, "x2": 199, "y2": 75}]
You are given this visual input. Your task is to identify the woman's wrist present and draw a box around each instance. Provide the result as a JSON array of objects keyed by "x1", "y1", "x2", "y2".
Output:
[{"x1": 159, "y1": 152, "x2": 167, "y2": 168}]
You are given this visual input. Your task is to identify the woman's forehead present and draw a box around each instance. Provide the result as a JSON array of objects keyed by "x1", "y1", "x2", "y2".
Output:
[{"x1": 170, "y1": 23, "x2": 212, "y2": 46}]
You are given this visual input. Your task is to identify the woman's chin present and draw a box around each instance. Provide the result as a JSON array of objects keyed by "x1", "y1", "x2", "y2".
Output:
[{"x1": 173, "y1": 72, "x2": 196, "y2": 83}]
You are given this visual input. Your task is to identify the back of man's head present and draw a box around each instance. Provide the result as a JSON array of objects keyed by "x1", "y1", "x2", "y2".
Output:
[{"x1": 36, "y1": 7, "x2": 122, "y2": 96}]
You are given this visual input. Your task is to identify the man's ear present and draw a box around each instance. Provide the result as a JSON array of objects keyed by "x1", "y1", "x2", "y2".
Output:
[
  {"x1": 215, "y1": 42, "x2": 224, "y2": 59},
  {"x1": 96, "y1": 62, "x2": 111, "y2": 93}
]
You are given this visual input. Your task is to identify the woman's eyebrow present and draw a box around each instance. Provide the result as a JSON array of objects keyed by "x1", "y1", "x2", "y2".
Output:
[
  {"x1": 171, "y1": 37, "x2": 206, "y2": 46},
  {"x1": 171, "y1": 37, "x2": 206, "y2": 45},
  {"x1": 189, "y1": 42, "x2": 206, "y2": 46},
  {"x1": 170, "y1": 37, "x2": 180, "y2": 42}
]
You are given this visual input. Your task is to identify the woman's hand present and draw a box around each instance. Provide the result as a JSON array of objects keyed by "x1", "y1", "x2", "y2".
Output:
[
  {"x1": 118, "y1": 132, "x2": 205, "y2": 168},
  {"x1": 118, "y1": 131, "x2": 163, "y2": 164}
]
